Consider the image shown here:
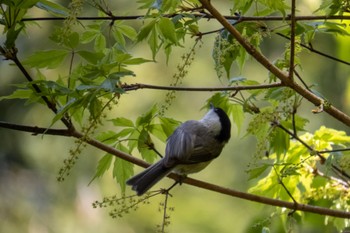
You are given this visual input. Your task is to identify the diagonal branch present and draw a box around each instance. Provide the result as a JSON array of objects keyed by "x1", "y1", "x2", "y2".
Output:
[
  {"x1": 1, "y1": 47, "x2": 73, "y2": 129},
  {"x1": 198, "y1": 0, "x2": 350, "y2": 127},
  {"x1": 2, "y1": 120, "x2": 350, "y2": 218}
]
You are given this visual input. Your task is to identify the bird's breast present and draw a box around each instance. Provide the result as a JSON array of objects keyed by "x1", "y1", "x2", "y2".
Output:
[{"x1": 173, "y1": 161, "x2": 212, "y2": 175}]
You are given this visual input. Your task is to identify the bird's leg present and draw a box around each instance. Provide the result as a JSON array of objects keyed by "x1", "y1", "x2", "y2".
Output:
[
  {"x1": 177, "y1": 174, "x2": 187, "y2": 185},
  {"x1": 161, "y1": 175, "x2": 187, "y2": 195}
]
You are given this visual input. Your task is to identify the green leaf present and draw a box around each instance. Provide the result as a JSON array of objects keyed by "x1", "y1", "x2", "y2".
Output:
[
  {"x1": 258, "y1": 0, "x2": 288, "y2": 16},
  {"x1": 94, "y1": 34, "x2": 106, "y2": 52},
  {"x1": 23, "y1": 50, "x2": 69, "y2": 68},
  {"x1": 36, "y1": 0, "x2": 68, "y2": 17},
  {"x1": 5, "y1": 24, "x2": 24, "y2": 48},
  {"x1": 118, "y1": 24, "x2": 137, "y2": 40},
  {"x1": 231, "y1": 0, "x2": 254, "y2": 14},
  {"x1": 237, "y1": 46, "x2": 247, "y2": 72},
  {"x1": 137, "y1": 0, "x2": 157, "y2": 9},
  {"x1": 160, "y1": 0, "x2": 179, "y2": 12},
  {"x1": 31, "y1": 80, "x2": 72, "y2": 95},
  {"x1": 111, "y1": 117, "x2": 135, "y2": 127},
  {"x1": 314, "y1": 126, "x2": 350, "y2": 144},
  {"x1": 137, "y1": 19, "x2": 157, "y2": 42},
  {"x1": 89, "y1": 154, "x2": 113, "y2": 184},
  {"x1": 0, "y1": 89, "x2": 32, "y2": 101},
  {"x1": 159, "y1": 117, "x2": 180, "y2": 138},
  {"x1": 18, "y1": 0, "x2": 41, "y2": 8},
  {"x1": 138, "y1": 129, "x2": 157, "y2": 163},
  {"x1": 123, "y1": 57, "x2": 153, "y2": 65},
  {"x1": 113, "y1": 29, "x2": 126, "y2": 47},
  {"x1": 77, "y1": 50, "x2": 104, "y2": 64},
  {"x1": 320, "y1": 22, "x2": 350, "y2": 36},
  {"x1": 127, "y1": 129, "x2": 140, "y2": 152},
  {"x1": 100, "y1": 78, "x2": 119, "y2": 92},
  {"x1": 229, "y1": 104, "x2": 244, "y2": 133},
  {"x1": 247, "y1": 164, "x2": 271, "y2": 180},
  {"x1": 148, "y1": 27, "x2": 159, "y2": 60},
  {"x1": 75, "y1": 84, "x2": 98, "y2": 91},
  {"x1": 270, "y1": 127, "x2": 290, "y2": 158},
  {"x1": 115, "y1": 128, "x2": 135, "y2": 138},
  {"x1": 64, "y1": 32, "x2": 79, "y2": 49},
  {"x1": 96, "y1": 131, "x2": 119, "y2": 144},
  {"x1": 50, "y1": 97, "x2": 81, "y2": 126},
  {"x1": 81, "y1": 30, "x2": 98, "y2": 44},
  {"x1": 113, "y1": 151, "x2": 134, "y2": 193},
  {"x1": 88, "y1": 96, "x2": 102, "y2": 120},
  {"x1": 136, "y1": 105, "x2": 157, "y2": 126},
  {"x1": 281, "y1": 115, "x2": 309, "y2": 132},
  {"x1": 148, "y1": 124, "x2": 167, "y2": 142},
  {"x1": 164, "y1": 43, "x2": 172, "y2": 64},
  {"x1": 158, "y1": 17, "x2": 178, "y2": 44},
  {"x1": 248, "y1": 171, "x2": 278, "y2": 197}
]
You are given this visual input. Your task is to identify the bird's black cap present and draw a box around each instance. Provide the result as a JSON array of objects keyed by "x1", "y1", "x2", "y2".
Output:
[{"x1": 213, "y1": 106, "x2": 231, "y2": 142}]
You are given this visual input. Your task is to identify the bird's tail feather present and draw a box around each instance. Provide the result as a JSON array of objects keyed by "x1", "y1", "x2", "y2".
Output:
[{"x1": 126, "y1": 161, "x2": 173, "y2": 196}]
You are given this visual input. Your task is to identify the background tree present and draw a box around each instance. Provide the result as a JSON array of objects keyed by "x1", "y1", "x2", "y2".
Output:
[{"x1": 1, "y1": 0, "x2": 350, "y2": 232}]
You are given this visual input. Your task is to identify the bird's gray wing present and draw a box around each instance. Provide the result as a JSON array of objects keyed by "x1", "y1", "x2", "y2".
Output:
[
  {"x1": 184, "y1": 139, "x2": 223, "y2": 163},
  {"x1": 163, "y1": 121, "x2": 220, "y2": 166}
]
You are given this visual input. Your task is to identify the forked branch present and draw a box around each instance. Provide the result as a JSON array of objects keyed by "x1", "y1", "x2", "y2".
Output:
[{"x1": 198, "y1": 0, "x2": 350, "y2": 127}]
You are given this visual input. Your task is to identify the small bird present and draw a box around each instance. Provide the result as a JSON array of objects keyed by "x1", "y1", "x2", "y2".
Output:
[{"x1": 126, "y1": 104, "x2": 231, "y2": 195}]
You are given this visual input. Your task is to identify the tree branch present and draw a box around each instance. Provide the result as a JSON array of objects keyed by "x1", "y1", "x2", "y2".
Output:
[
  {"x1": 122, "y1": 82, "x2": 283, "y2": 92},
  {"x1": 198, "y1": 0, "x2": 350, "y2": 127},
  {"x1": 181, "y1": 177, "x2": 350, "y2": 218},
  {"x1": 2, "y1": 120, "x2": 350, "y2": 218},
  {"x1": 0, "y1": 121, "x2": 72, "y2": 136}
]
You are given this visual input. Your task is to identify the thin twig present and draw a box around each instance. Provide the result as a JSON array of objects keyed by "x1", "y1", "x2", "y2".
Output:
[
  {"x1": 319, "y1": 148, "x2": 350, "y2": 154},
  {"x1": 273, "y1": 166, "x2": 298, "y2": 215},
  {"x1": 122, "y1": 82, "x2": 283, "y2": 92},
  {"x1": 293, "y1": 69, "x2": 311, "y2": 91},
  {"x1": 276, "y1": 33, "x2": 350, "y2": 66},
  {"x1": 161, "y1": 192, "x2": 171, "y2": 233},
  {"x1": 289, "y1": 0, "x2": 296, "y2": 80}
]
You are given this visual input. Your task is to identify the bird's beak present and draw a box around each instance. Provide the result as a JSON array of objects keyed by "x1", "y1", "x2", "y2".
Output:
[{"x1": 209, "y1": 102, "x2": 214, "y2": 109}]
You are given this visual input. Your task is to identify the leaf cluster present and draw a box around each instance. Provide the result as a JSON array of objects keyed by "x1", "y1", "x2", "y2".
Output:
[{"x1": 248, "y1": 126, "x2": 350, "y2": 231}]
